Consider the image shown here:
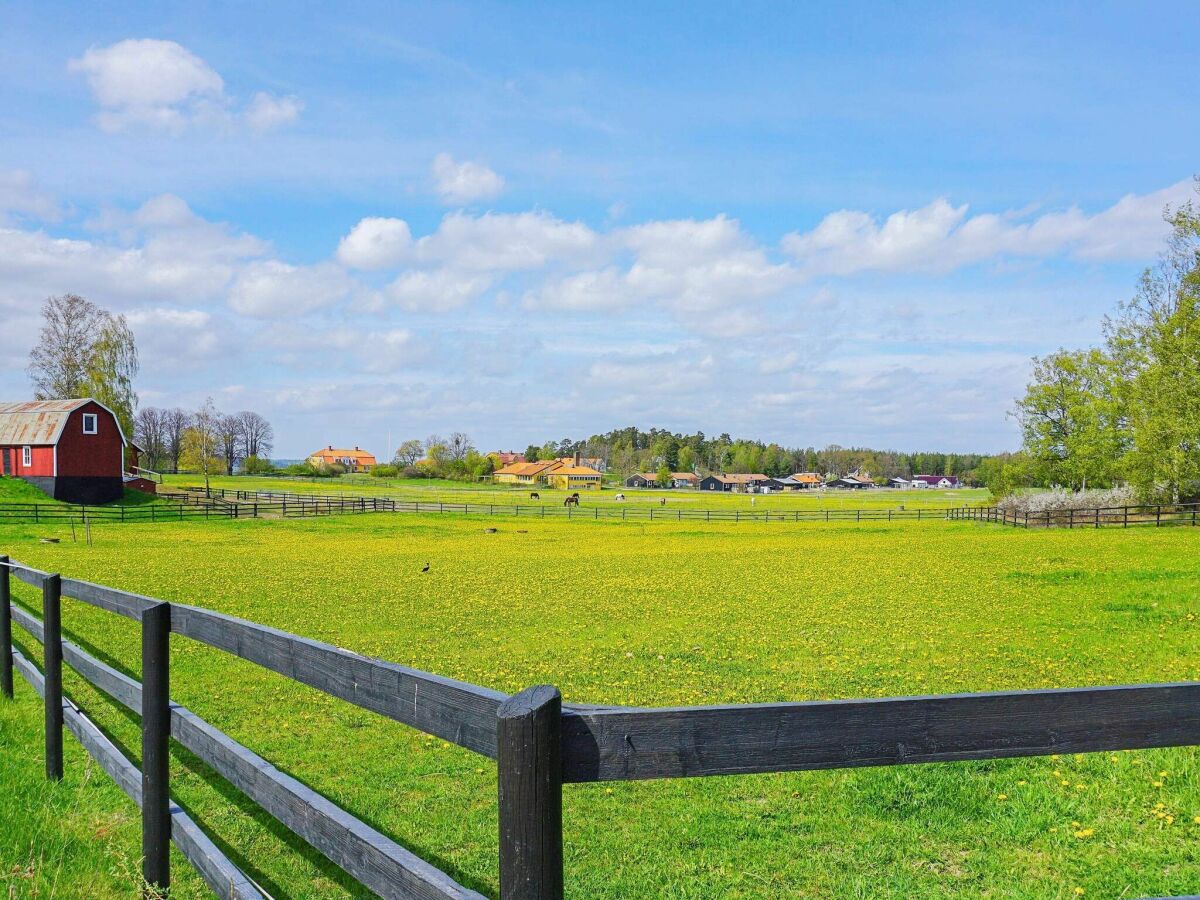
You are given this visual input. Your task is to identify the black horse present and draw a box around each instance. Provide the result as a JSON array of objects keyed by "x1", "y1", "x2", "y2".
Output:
[{"x1": 564, "y1": 495, "x2": 580, "y2": 507}]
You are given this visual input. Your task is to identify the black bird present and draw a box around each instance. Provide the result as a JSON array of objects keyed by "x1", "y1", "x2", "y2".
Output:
[{"x1": 421, "y1": 562, "x2": 430, "y2": 573}]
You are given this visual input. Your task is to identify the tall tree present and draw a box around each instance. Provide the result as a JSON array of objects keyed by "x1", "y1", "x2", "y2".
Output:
[
  {"x1": 180, "y1": 399, "x2": 222, "y2": 495},
  {"x1": 237, "y1": 411, "x2": 274, "y2": 461},
  {"x1": 218, "y1": 414, "x2": 244, "y2": 475},
  {"x1": 1014, "y1": 348, "x2": 1126, "y2": 490},
  {"x1": 27, "y1": 294, "x2": 107, "y2": 398},
  {"x1": 393, "y1": 439, "x2": 424, "y2": 468},
  {"x1": 85, "y1": 313, "x2": 139, "y2": 439},
  {"x1": 162, "y1": 408, "x2": 190, "y2": 474},
  {"x1": 134, "y1": 407, "x2": 167, "y2": 471}
]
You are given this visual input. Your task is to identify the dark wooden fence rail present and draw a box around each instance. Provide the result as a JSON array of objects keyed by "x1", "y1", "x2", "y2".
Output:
[
  {"x1": 4, "y1": 552, "x2": 1200, "y2": 899},
  {"x1": 949, "y1": 502, "x2": 1200, "y2": 528}
]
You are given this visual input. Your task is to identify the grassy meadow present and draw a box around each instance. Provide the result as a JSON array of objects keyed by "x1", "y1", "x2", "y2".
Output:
[
  {"x1": 163, "y1": 472, "x2": 991, "y2": 512},
  {"x1": 0, "y1": 508, "x2": 1199, "y2": 897}
]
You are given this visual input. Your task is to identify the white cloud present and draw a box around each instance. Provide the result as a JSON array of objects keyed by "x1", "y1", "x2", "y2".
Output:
[
  {"x1": 125, "y1": 307, "x2": 227, "y2": 363},
  {"x1": 385, "y1": 269, "x2": 492, "y2": 313},
  {"x1": 419, "y1": 211, "x2": 599, "y2": 271},
  {"x1": 781, "y1": 180, "x2": 1193, "y2": 275},
  {"x1": 68, "y1": 39, "x2": 301, "y2": 134},
  {"x1": 337, "y1": 217, "x2": 413, "y2": 269},
  {"x1": 0, "y1": 171, "x2": 60, "y2": 223},
  {"x1": 244, "y1": 92, "x2": 304, "y2": 131},
  {"x1": 228, "y1": 261, "x2": 355, "y2": 317},
  {"x1": 431, "y1": 153, "x2": 505, "y2": 204},
  {"x1": 522, "y1": 268, "x2": 629, "y2": 312}
]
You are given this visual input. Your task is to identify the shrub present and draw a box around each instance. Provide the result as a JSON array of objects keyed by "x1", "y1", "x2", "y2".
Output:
[
  {"x1": 996, "y1": 485, "x2": 1137, "y2": 516},
  {"x1": 370, "y1": 464, "x2": 399, "y2": 478}
]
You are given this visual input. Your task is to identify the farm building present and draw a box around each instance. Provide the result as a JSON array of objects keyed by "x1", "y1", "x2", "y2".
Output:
[
  {"x1": 698, "y1": 473, "x2": 772, "y2": 492},
  {"x1": 554, "y1": 455, "x2": 605, "y2": 472},
  {"x1": 546, "y1": 465, "x2": 603, "y2": 491},
  {"x1": 490, "y1": 451, "x2": 526, "y2": 466},
  {"x1": 911, "y1": 474, "x2": 962, "y2": 488},
  {"x1": 888, "y1": 477, "x2": 913, "y2": 488},
  {"x1": 493, "y1": 459, "x2": 562, "y2": 485},
  {"x1": 790, "y1": 472, "x2": 823, "y2": 489},
  {"x1": 625, "y1": 472, "x2": 699, "y2": 489},
  {"x1": 0, "y1": 398, "x2": 136, "y2": 504},
  {"x1": 826, "y1": 474, "x2": 876, "y2": 489},
  {"x1": 307, "y1": 446, "x2": 377, "y2": 472}
]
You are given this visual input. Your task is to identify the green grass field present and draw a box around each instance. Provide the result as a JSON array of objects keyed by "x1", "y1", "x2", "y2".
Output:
[
  {"x1": 1, "y1": 510, "x2": 1198, "y2": 897},
  {"x1": 164, "y1": 472, "x2": 991, "y2": 512}
]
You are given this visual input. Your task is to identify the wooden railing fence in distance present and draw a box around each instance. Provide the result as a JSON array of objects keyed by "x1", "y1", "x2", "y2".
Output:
[{"x1": 3, "y1": 554, "x2": 1200, "y2": 899}]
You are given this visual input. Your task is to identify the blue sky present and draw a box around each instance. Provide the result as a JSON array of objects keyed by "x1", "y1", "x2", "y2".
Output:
[{"x1": 1, "y1": 3, "x2": 1196, "y2": 456}]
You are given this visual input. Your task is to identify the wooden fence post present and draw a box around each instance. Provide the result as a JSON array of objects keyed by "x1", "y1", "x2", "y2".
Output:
[
  {"x1": 498, "y1": 685, "x2": 564, "y2": 900},
  {"x1": 0, "y1": 555, "x2": 11, "y2": 699},
  {"x1": 141, "y1": 602, "x2": 172, "y2": 892},
  {"x1": 43, "y1": 574, "x2": 63, "y2": 781}
]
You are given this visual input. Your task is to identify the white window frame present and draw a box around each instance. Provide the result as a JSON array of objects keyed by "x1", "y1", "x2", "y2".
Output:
[
  {"x1": 82, "y1": 413, "x2": 98, "y2": 434},
  {"x1": 22, "y1": 446, "x2": 32, "y2": 467}
]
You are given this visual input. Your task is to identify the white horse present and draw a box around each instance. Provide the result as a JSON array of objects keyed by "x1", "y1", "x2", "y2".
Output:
[{"x1": 615, "y1": 493, "x2": 626, "y2": 500}]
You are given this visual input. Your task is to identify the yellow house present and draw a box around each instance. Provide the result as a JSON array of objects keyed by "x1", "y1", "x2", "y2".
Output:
[
  {"x1": 546, "y1": 465, "x2": 602, "y2": 490},
  {"x1": 493, "y1": 460, "x2": 562, "y2": 485}
]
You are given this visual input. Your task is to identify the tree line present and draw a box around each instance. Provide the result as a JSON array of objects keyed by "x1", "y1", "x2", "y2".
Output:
[
  {"x1": 134, "y1": 404, "x2": 274, "y2": 476},
  {"x1": 523, "y1": 427, "x2": 992, "y2": 483},
  {"x1": 1013, "y1": 180, "x2": 1199, "y2": 502}
]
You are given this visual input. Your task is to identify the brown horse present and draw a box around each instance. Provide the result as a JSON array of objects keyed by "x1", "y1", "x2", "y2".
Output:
[
  {"x1": 530, "y1": 492, "x2": 540, "y2": 500},
  {"x1": 659, "y1": 497, "x2": 667, "y2": 506},
  {"x1": 564, "y1": 495, "x2": 580, "y2": 507}
]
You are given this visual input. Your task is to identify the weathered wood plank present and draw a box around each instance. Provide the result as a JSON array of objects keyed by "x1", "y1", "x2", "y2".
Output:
[
  {"x1": 60, "y1": 577, "x2": 156, "y2": 620},
  {"x1": 498, "y1": 686, "x2": 563, "y2": 900},
  {"x1": 13, "y1": 603, "x2": 484, "y2": 899},
  {"x1": 8, "y1": 563, "x2": 46, "y2": 589},
  {"x1": 10, "y1": 649, "x2": 265, "y2": 899},
  {"x1": 170, "y1": 604, "x2": 506, "y2": 757},
  {"x1": 560, "y1": 682, "x2": 1200, "y2": 782}
]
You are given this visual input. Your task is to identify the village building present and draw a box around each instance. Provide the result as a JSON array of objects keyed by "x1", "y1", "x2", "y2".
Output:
[
  {"x1": 547, "y1": 465, "x2": 603, "y2": 491},
  {"x1": 888, "y1": 477, "x2": 913, "y2": 488},
  {"x1": 307, "y1": 446, "x2": 377, "y2": 472},
  {"x1": 0, "y1": 399, "x2": 138, "y2": 504},
  {"x1": 625, "y1": 472, "x2": 699, "y2": 489},
  {"x1": 491, "y1": 451, "x2": 526, "y2": 466},
  {"x1": 790, "y1": 472, "x2": 824, "y2": 489},
  {"x1": 493, "y1": 459, "x2": 563, "y2": 485},
  {"x1": 826, "y1": 474, "x2": 877, "y2": 489},
  {"x1": 698, "y1": 473, "x2": 772, "y2": 492},
  {"x1": 911, "y1": 474, "x2": 962, "y2": 488}
]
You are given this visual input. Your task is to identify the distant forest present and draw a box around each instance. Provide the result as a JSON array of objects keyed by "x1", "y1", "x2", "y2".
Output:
[{"x1": 524, "y1": 426, "x2": 1012, "y2": 487}]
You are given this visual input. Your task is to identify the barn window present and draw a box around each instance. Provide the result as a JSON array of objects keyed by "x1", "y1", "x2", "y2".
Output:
[
  {"x1": 22, "y1": 446, "x2": 32, "y2": 467},
  {"x1": 82, "y1": 413, "x2": 98, "y2": 434}
]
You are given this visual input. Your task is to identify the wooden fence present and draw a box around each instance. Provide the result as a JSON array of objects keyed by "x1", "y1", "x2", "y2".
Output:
[
  {"x1": 949, "y1": 502, "x2": 1200, "y2": 528},
  {"x1": 183, "y1": 486, "x2": 968, "y2": 524},
  {"x1": 4, "y1": 554, "x2": 1200, "y2": 897}
]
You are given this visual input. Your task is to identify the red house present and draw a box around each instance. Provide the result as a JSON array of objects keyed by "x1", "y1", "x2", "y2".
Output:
[{"x1": 0, "y1": 399, "x2": 135, "y2": 504}]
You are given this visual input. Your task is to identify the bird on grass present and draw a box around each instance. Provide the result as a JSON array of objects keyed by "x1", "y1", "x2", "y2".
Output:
[{"x1": 421, "y1": 562, "x2": 430, "y2": 573}]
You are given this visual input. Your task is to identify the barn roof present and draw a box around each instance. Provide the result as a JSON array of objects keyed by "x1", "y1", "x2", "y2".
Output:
[
  {"x1": 495, "y1": 460, "x2": 561, "y2": 476},
  {"x1": 0, "y1": 399, "x2": 126, "y2": 447},
  {"x1": 553, "y1": 465, "x2": 602, "y2": 476}
]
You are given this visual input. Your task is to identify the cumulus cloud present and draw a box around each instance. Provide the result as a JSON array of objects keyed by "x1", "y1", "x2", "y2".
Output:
[
  {"x1": 228, "y1": 260, "x2": 356, "y2": 317},
  {"x1": 337, "y1": 217, "x2": 412, "y2": 269},
  {"x1": 0, "y1": 171, "x2": 61, "y2": 223},
  {"x1": 244, "y1": 92, "x2": 304, "y2": 131},
  {"x1": 68, "y1": 39, "x2": 301, "y2": 134},
  {"x1": 431, "y1": 153, "x2": 505, "y2": 204},
  {"x1": 124, "y1": 307, "x2": 228, "y2": 363},
  {"x1": 385, "y1": 269, "x2": 492, "y2": 313},
  {"x1": 781, "y1": 180, "x2": 1193, "y2": 275}
]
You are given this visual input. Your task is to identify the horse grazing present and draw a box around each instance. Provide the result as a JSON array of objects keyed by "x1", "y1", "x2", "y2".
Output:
[
  {"x1": 529, "y1": 492, "x2": 540, "y2": 500},
  {"x1": 659, "y1": 497, "x2": 667, "y2": 506},
  {"x1": 564, "y1": 495, "x2": 580, "y2": 507},
  {"x1": 615, "y1": 493, "x2": 626, "y2": 501}
]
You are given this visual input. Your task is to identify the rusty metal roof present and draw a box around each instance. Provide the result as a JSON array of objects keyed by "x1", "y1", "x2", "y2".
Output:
[{"x1": 0, "y1": 399, "x2": 91, "y2": 446}]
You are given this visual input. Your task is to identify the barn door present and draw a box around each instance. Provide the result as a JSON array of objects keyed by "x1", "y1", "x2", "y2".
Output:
[{"x1": 1, "y1": 448, "x2": 10, "y2": 475}]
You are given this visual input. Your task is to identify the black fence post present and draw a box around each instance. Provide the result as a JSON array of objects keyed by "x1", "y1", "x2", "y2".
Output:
[
  {"x1": 141, "y1": 602, "x2": 172, "y2": 892},
  {"x1": 43, "y1": 574, "x2": 63, "y2": 781},
  {"x1": 498, "y1": 685, "x2": 564, "y2": 900},
  {"x1": 0, "y1": 555, "x2": 11, "y2": 699}
]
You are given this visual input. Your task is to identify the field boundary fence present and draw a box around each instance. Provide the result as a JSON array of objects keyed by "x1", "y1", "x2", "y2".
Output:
[
  {"x1": 949, "y1": 502, "x2": 1200, "y2": 529},
  {"x1": 4, "y1": 552, "x2": 1200, "y2": 898}
]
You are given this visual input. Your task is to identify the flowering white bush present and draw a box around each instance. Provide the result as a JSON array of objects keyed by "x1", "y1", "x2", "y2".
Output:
[{"x1": 996, "y1": 486, "x2": 1137, "y2": 516}]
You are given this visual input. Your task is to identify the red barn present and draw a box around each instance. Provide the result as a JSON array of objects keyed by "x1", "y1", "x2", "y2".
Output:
[{"x1": 0, "y1": 399, "x2": 134, "y2": 504}]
